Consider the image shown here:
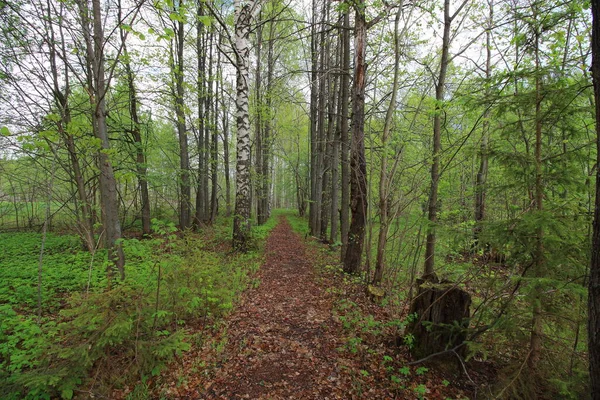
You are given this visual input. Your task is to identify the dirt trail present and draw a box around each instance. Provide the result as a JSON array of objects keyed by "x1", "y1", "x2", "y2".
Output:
[
  {"x1": 163, "y1": 216, "x2": 475, "y2": 399},
  {"x1": 201, "y1": 216, "x2": 350, "y2": 399}
]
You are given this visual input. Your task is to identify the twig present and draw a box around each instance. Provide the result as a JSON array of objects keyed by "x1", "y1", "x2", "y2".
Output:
[{"x1": 408, "y1": 342, "x2": 466, "y2": 365}]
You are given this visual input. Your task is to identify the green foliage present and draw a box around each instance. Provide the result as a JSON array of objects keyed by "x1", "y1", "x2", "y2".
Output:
[{"x1": 0, "y1": 213, "x2": 274, "y2": 398}]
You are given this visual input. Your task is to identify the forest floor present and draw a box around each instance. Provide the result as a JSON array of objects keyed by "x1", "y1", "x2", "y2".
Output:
[{"x1": 155, "y1": 215, "x2": 481, "y2": 399}]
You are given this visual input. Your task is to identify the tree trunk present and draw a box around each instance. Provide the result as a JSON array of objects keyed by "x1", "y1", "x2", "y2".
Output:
[
  {"x1": 195, "y1": 4, "x2": 206, "y2": 226},
  {"x1": 255, "y1": 20, "x2": 265, "y2": 224},
  {"x1": 119, "y1": 0, "x2": 150, "y2": 236},
  {"x1": 373, "y1": 6, "x2": 402, "y2": 286},
  {"x1": 408, "y1": 273, "x2": 471, "y2": 361},
  {"x1": 232, "y1": 0, "x2": 257, "y2": 250},
  {"x1": 308, "y1": 0, "x2": 319, "y2": 236},
  {"x1": 528, "y1": 3, "x2": 544, "y2": 372},
  {"x1": 174, "y1": 4, "x2": 190, "y2": 230},
  {"x1": 89, "y1": 0, "x2": 125, "y2": 280},
  {"x1": 473, "y1": 1, "x2": 493, "y2": 247},
  {"x1": 330, "y1": 77, "x2": 341, "y2": 244},
  {"x1": 590, "y1": 1, "x2": 600, "y2": 396},
  {"x1": 320, "y1": 4, "x2": 335, "y2": 241},
  {"x1": 221, "y1": 47, "x2": 232, "y2": 217},
  {"x1": 423, "y1": 0, "x2": 452, "y2": 276},
  {"x1": 260, "y1": 16, "x2": 275, "y2": 224},
  {"x1": 343, "y1": 3, "x2": 368, "y2": 274},
  {"x1": 204, "y1": 29, "x2": 213, "y2": 220},
  {"x1": 340, "y1": 9, "x2": 351, "y2": 261},
  {"x1": 210, "y1": 36, "x2": 220, "y2": 224}
]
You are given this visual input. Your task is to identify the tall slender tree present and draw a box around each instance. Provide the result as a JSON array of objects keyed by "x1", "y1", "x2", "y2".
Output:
[
  {"x1": 118, "y1": 0, "x2": 151, "y2": 236},
  {"x1": 373, "y1": 5, "x2": 403, "y2": 285},
  {"x1": 86, "y1": 0, "x2": 125, "y2": 279},
  {"x1": 339, "y1": 8, "x2": 351, "y2": 260},
  {"x1": 423, "y1": 0, "x2": 467, "y2": 275},
  {"x1": 343, "y1": 0, "x2": 368, "y2": 274},
  {"x1": 589, "y1": 0, "x2": 600, "y2": 396},
  {"x1": 232, "y1": 0, "x2": 261, "y2": 250},
  {"x1": 171, "y1": 0, "x2": 191, "y2": 230}
]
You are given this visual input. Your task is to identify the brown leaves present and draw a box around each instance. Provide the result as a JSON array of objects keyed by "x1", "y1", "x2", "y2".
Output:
[{"x1": 152, "y1": 217, "x2": 474, "y2": 399}]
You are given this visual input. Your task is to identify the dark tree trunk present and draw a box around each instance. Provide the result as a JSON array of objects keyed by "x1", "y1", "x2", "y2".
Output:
[
  {"x1": 408, "y1": 274, "x2": 471, "y2": 361},
  {"x1": 339, "y1": 9, "x2": 351, "y2": 261},
  {"x1": 195, "y1": 4, "x2": 206, "y2": 226},
  {"x1": 203, "y1": 29, "x2": 213, "y2": 220},
  {"x1": 319, "y1": 3, "x2": 334, "y2": 241},
  {"x1": 260, "y1": 16, "x2": 275, "y2": 224},
  {"x1": 589, "y1": 2, "x2": 600, "y2": 398},
  {"x1": 221, "y1": 48, "x2": 232, "y2": 217},
  {"x1": 174, "y1": 5, "x2": 190, "y2": 230},
  {"x1": 210, "y1": 38, "x2": 220, "y2": 224},
  {"x1": 330, "y1": 78, "x2": 341, "y2": 244},
  {"x1": 255, "y1": 20, "x2": 265, "y2": 225},
  {"x1": 308, "y1": 0, "x2": 319, "y2": 236},
  {"x1": 343, "y1": 4, "x2": 368, "y2": 274}
]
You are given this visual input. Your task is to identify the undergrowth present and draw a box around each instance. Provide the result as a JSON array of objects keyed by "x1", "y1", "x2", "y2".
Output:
[{"x1": 0, "y1": 215, "x2": 276, "y2": 399}]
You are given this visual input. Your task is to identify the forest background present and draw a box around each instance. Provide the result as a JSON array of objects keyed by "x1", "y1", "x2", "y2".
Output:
[{"x1": 0, "y1": 0, "x2": 598, "y2": 398}]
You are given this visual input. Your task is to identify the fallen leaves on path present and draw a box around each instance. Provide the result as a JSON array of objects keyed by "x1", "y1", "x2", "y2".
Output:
[{"x1": 155, "y1": 216, "x2": 477, "y2": 399}]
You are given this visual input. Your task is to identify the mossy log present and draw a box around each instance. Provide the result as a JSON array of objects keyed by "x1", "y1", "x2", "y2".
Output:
[{"x1": 407, "y1": 273, "x2": 471, "y2": 361}]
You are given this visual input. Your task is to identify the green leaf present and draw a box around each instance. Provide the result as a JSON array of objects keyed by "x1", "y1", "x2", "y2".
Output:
[
  {"x1": 198, "y1": 15, "x2": 212, "y2": 26},
  {"x1": 0, "y1": 126, "x2": 10, "y2": 136},
  {"x1": 61, "y1": 388, "x2": 74, "y2": 399}
]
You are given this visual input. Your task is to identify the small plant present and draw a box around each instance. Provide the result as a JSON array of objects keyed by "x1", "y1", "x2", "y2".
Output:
[{"x1": 413, "y1": 383, "x2": 428, "y2": 399}]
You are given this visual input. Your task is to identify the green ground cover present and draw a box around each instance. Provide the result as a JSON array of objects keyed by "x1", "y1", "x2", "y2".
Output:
[{"x1": 0, "y1": 214, "x2": 277, "y2": 399}]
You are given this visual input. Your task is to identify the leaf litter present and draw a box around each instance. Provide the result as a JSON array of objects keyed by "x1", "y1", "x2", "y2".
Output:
[{"x1": 152, "y1": 216, "x2": 479, "y2": 399}]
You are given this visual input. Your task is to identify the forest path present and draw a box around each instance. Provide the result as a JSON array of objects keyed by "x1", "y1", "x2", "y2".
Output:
[
  {"x1": 198, "y1": 216, "x2": 350, "y2": 399},
  {"x1": 158, "y1": 216, "x2": 474, "y2": 399}
]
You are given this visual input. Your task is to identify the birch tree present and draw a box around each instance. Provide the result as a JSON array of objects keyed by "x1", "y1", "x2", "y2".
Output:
[{"x1": 232, "y1": 0, "x2": 262, "y2": 250}]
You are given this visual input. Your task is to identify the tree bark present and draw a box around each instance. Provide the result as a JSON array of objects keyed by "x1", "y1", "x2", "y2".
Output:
[
  {"x1": 195, "y1": 3, "x2": 206, "y2": 226},
  {"x1": 232, "y1": 0, "x2": 258, "y2": 250},
  {"x1": 220, "y1": 43, "x2": 232, "y2": 217},
  {"x1": 343, "y1": 3, "x2": 368, "y2": 274},
  {"x1": 174, "y1": 3, "x2": 190, "y2": 230},
  {"x1": 210, "y1": 34, "x2": 220, "y2": 224},
  {"x1": 88, "y1": 0, "x2": 125, "y2": 280},
  {"x1": 255, "y1": 20, "x2": 265, "y2": 224},
  {"x1": 473, "y1": 0, "x2": 493, "y2": 247},
  {"x1": 204, "y1": 28, "x2": 213, "y2": 220},
  {"x1": 260, "y1": 15, "x2": 275, "y2": 225}
]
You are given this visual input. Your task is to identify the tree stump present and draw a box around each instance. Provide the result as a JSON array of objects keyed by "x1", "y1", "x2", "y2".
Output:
[{"x1": 407, "y1": 273, "x2": 471, "y2": 362}]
